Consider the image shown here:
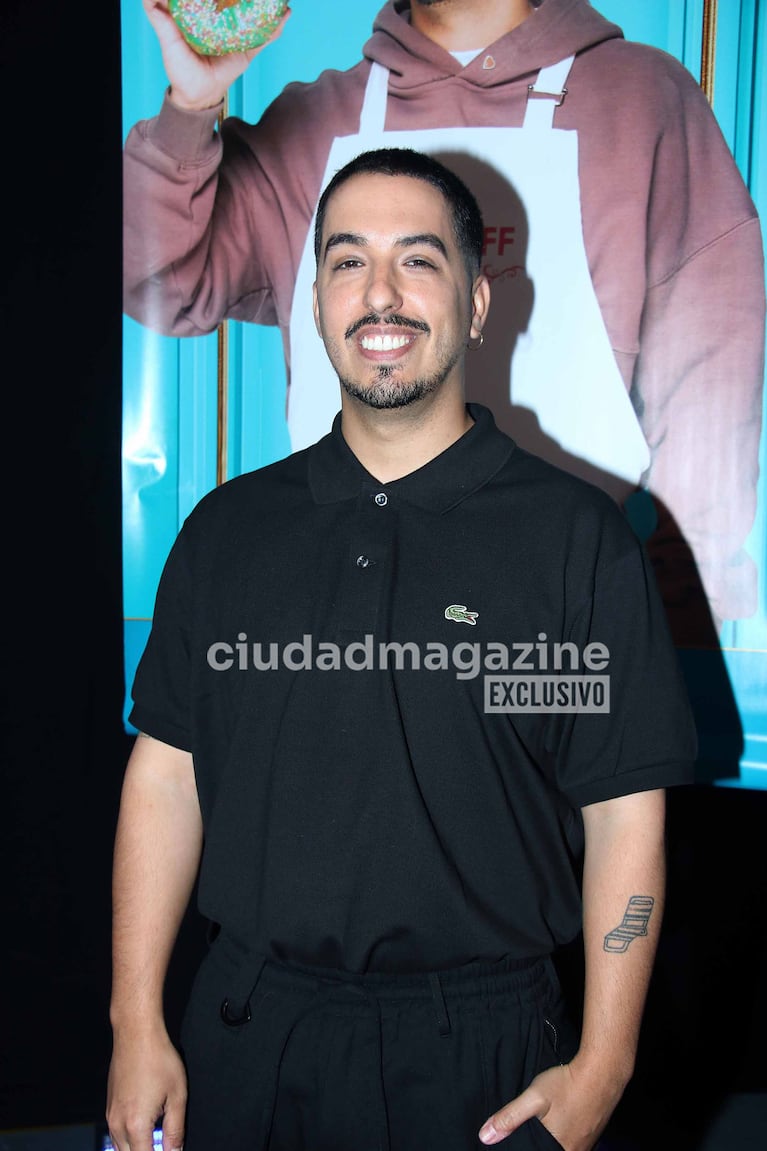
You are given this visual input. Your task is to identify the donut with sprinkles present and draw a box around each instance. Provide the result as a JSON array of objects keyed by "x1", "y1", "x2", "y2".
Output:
[{"x1": 169, "y1": 0, "x2": 288, "y2": 56}]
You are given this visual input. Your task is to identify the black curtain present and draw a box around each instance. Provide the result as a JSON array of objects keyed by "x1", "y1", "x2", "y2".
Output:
[{"x1": 0, "y1": 1, "x2": 132, "y2": 1127}]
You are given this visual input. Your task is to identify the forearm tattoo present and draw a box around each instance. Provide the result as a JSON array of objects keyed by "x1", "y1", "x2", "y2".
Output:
[{"x1": 603, "y1": 896, "x2": 655, "y2": 953}]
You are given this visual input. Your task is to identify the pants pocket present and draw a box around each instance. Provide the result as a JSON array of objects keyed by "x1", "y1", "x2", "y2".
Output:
[
  {"x1": 529, "y1": 1115, "x2": 566, "y2": 1150},
  {"x1": 182, "y1": 943, "x2": 274, "y2": 1151}
]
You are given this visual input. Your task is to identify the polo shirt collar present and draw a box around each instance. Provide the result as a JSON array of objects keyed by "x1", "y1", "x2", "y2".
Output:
[{"x1": 308, "y1": 403, "x2": 515, "y2": 513}]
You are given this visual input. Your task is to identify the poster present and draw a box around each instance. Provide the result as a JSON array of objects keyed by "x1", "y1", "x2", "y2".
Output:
[{"x1": 120, "y1": 0, "x2": 767, "y2": 786}]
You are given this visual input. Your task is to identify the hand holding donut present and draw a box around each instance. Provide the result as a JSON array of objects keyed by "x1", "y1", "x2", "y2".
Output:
[{"x1": 141, "y1": 0, "x2": 291, "y2": 112}]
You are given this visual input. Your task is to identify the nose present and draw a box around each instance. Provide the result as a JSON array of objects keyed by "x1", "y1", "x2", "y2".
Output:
[{"x1": 363, "y1": 261, "x2": 403, "y2": 316}]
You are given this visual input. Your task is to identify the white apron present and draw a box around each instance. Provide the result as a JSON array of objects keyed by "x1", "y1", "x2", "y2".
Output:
[{"x1": 287, "y1": 59, "x2": 649, "y2": 495}]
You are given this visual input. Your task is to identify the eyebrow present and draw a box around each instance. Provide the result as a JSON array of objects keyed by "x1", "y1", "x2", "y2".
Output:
[{"x1": 323, "y1": 231, "x2": 449, "y2": 262}]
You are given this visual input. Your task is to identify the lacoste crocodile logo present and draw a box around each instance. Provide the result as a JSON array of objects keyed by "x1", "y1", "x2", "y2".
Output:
[{"x1": 444, "y1": 604, "x2": 479, "y2": 626}]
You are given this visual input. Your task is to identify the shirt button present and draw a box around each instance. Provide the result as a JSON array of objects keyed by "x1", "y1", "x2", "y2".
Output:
[
  {"x1": 482, "y1": 54, "x2": 496, "y2": 70},
  {"x1": 374, "y1": 492, "x2": 388, "y2": 506},
  {"x1": 356, "y1": 555, "x2": 371, "y2": 568}
]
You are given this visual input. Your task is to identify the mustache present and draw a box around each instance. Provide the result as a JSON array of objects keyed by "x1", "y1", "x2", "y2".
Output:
[{"x1": 345, "y1": 314, "x2": 431, "y2": 340}]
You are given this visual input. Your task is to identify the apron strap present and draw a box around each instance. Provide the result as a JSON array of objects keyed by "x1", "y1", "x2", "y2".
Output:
[
  {"x1": 359, "y1": 62, "x2": 390, "y2": 134},
  {"x1": 524, "y1": 54, "x2": 575, "y2": 130}
]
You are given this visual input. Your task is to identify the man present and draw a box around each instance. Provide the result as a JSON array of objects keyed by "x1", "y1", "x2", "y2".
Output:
[
  {"x1": 107, "y1": 148, "x2": 696, "y2": 1151},
  {"x1": 124, "y1": 0, "x2": 765, "y2": 644}
]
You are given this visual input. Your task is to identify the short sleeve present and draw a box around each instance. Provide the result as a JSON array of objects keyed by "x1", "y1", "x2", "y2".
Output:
[
  {"x1": 128, "y1": 529, "x2": 193, "y2": 752},
  {"x1": 553, "y1": 534, "x2": 697, "y2": 808}
]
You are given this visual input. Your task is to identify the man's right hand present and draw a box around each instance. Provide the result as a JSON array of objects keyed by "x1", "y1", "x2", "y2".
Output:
[
  {"x1": 142, "y1": 0, "x2": 291, "y2": 111},
  {"x1": 106, "y1": 1029, "x2": 188, "y2": 1151}
]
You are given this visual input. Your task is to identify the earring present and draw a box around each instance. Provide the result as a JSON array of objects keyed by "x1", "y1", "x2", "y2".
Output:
[{"x1": 467, "y1": 332, "x2": 484, "y2": 351}]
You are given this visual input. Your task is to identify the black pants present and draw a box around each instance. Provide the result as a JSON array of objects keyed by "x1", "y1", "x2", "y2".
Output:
[{"x1": 181, "y1": 938, "x2": 575, "y2": 1151}]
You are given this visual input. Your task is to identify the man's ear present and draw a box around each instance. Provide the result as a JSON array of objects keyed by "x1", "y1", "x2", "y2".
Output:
[
  {"x1": 312, "y1": 282, "x2": 322, "y2": 338},
  {"x1": 469, "y1": 273, "x2": 491, "y2": 341}
]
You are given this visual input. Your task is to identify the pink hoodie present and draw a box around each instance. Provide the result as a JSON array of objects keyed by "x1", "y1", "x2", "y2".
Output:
[{"x1": 123, "y1": 0, "x2": 765, "y2": 640}]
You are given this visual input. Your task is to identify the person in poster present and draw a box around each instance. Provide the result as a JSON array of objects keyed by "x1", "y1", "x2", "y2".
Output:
[{"x1": 123, "y1": 0, "x2": 765, "y2": 645}]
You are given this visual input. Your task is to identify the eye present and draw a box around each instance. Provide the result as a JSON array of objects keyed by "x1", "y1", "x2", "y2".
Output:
[
  {"x1": 333, "y1": 257, "x2": 364, "y2": 271},
  {"x1": 405, "y1": 257, "x2": 435, "y2": 269}
]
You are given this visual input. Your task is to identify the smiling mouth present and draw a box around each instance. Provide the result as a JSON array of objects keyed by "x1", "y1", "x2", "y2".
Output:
[
  {"x1": 359, "y1": 333, "x2": 414, "y2": 352},
  {"x1": 346, "y1": 314, "x2": 430, "y2": 339}
]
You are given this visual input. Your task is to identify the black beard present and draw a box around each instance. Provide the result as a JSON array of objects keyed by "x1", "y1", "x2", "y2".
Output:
[
  {"x1": 339, "y1": 349, "x2": 461, "y2": 410},
  {"x1": 340, "y1": 370, "x2": 436, "y2": 410}
]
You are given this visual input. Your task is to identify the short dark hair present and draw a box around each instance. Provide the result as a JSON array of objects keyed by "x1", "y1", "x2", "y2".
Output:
[{"x1": 314, "y1": 148, "x2": 484, "y2": 279}]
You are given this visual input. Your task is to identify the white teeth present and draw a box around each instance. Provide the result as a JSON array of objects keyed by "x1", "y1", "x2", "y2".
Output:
[{"x1": 360, "y1": 333, "x2": 412, "y2": 351}]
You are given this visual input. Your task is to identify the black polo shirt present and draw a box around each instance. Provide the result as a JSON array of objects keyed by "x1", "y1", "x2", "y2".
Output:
[{"x1": 130, "y1": 404, "x2": 695, "y2": 973}]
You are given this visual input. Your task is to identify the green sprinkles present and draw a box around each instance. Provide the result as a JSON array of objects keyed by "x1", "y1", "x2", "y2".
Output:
[{"x1": 169, "y1": 0, "x2": 288, "y2": 57}]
